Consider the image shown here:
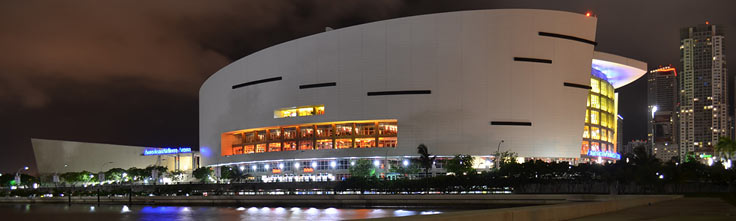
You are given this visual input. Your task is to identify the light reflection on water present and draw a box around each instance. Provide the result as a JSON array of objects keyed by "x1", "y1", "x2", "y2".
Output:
[{"x1": 0, "y1": 204, "x2": 445, "y2": 220}]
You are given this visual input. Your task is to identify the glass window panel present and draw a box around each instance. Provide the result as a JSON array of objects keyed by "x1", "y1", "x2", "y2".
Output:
[
  {"x1": 315, "y1": 106, "x2": 325, "y2": 115},
  {"x1": 355, "y1": 138, "x2": 376, "y2": 148},
  {"x1": 583, "y1": 126, "x2": 590, "y2": 138},
  {"x1": 601, "y1": 128, "x2": 608, "y2": 141},
  {"x1": 591, "y1": 142, "x2": 600, "y2": 151},
  {"x1": 300, "y1": 127, "x2": 314, "y2": 138},
  {"x1": 356, "y1": 123, "x2": 375, "y2": 136},
  {"x1": 581, "y1": 141, "x2": 590, "y2": 154},
  {"x1": 268, "y1": 129, "x2": 281, "y2": 140},
  {"x1": 336, "y1": 124, "x2": 353, "y2": 136},
  {"x1": 378, "y1": 137, "x2": 397, "y2": 147},
  {"x1": 256, "y1": 130, "x2": 266, "y2": 142},
  {"x1": 299, "y1": 141, "x2": 313, "y2": 150},
  {"x1": 244, "y1": 145, "x2": 254, "y2": 154},
  {"x1": 255, "y1": 144, "x2": 267, "y2": 153},
  {"x1": 609, "y1": 85, "x2": 615, "y2": 99},
  {"x1": 600, "y1": 98, "x2": 608, "y2": 112},
  {"x1": 316, "y1": 139, "x2": 333, "y2": 149},
  {"x1": 316, "y1": 125, "x2": 333, "y2": 138},
  {"x1": 283, "y1": 127, "x2": 297, "y2": 140},
  {"x1": 587, "y1": 95, "x2": 590, "y2": 107},
  {"x1": 268, "y1": 143, "x2": 281, "y2": 152},
  {"x1": 283, "y1": 141, "x2": 297, "y2": 151},
  {"x1": 297, "y1": 107, "x2": 314, "y2": 116},
  {"x1": 591, "y1": 110, "x2": 600, "y2": 125},
  {"x1": 591, "y1": 78, "x2": 600, "y2": 93},
  {"x1": 601, "y1": 113, "x2": 608, "y2": 128},
  {"x1": 601, "y1": 82, "x2": 608, "y2": 96},
  {"x1": 379, "y1": 122, "x2": 398, "y2": 135},
  {"x1": 335, "y1": 139, "x2": 352, "y2": 149},
  {"x1": 585, "y1": 109, "x2": 589, "y2": 123},
  {"x1": 245, "y1": 132, "x2": 255, "y2": 143},
  {"x1": 233, "y1": 146, "x2": 244, "y2": 155},
  {"x1": 591, "y1": 127, "x2": 600, "y2": 140},
  {"x1": 591, "y1": 94, "x2": 600, "y2": 109}
]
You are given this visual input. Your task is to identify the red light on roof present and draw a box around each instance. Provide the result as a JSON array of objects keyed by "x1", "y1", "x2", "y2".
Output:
[
  {"x1": 585, "y1": 12, "x2": 591, "y2": 17},
  {"x1": 706, "y1": 21, "x2": 710, "y2": 25}
]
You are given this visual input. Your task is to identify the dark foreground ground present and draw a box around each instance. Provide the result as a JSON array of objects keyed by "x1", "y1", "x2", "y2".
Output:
[{"x1": 573, "y1": 197, "x2": 736, "y2": 221}]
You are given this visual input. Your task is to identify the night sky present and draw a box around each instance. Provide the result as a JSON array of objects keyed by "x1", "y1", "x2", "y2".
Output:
[{"x1": 1, "y1": 0, "x2": 735, "y2": 173}]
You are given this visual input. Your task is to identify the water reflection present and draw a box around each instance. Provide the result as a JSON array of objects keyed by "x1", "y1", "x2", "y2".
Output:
[{"x1": 0, "y1": 204, "x2": 446, "y2": 221}]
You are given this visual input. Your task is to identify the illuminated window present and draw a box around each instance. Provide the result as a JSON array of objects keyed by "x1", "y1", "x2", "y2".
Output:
[
  {"x1": 355, "y1": 138, "x2": 376, "y2": 148},
  {"x1": 283, "y1": 128, "x2": 297, "y2": 140},
  {"x1": 587, "y1": 95, "x2": 590, "y2": 107},
  {"x1": 608, "y1": 85, "x2": 615, "y2": 98},
  {"x1": 244, "y1": 145, "x2": 255, "y2": 154},
  {"x1": 233, "y1": 146, "x2": 244, "y2": 155},
  {"x1": 299, "y1": 141, "x2": 313, "y2": 150},
  {"x1": 583, "y1": 126, "x2": 590, "y2": 138},
  {"x1": 591, "y1": 127, "x2": 600, "y2": 140},
  {"x1": 600, "y1": 98, "x2": 608, "y2": 112},
  {"x1": 316, "y1": 125, "x2": 333, "y2": 137},
  {"x1": 256, "y1": 130, "x2": 266, "y2": 142},
  {"x1": 268, "y1": 129, "x2": 281, "y2": 140},
  {"x1": 245, "y1": 132, "x2": 255, "y2": 143},
  {"x1": 300, "y1": 127, "x2": 314, "y2": 138},
  {"x1": 591, "y1": 142, "x2": 600, "y2": 151},
  {"x1": 283, "y1": 141, "x2": 297, "y2": 151},
  {"x1": 591, "y1": 94, "x2": 600, "y2": 109},
  {"x1": 379, "y1": 122, "x2": 398, "y2": 135},
  {"x1": 591, "y1": 78, "x2": 600, "y2": 93},
  {"x1": 378, "y1": 137, "x2": 397, "y2": 147},
  {"x1": 601, "y1": 128, "x2": 608, "y2": 141},
  {"x1": 608, "y1": 130, "x2": 614, "y2": 143},
  {"x1": 591, "y1": 110, "x2": 599, "y2": 125},
  {"x1": 336, "y1": 124, "x2": 353, "y2": 136},
  {"x1": 316, "y1": 139, "x2": 333, "y2": 149},
  {"x1": 585, "y1": 109, "x2": 589, "y2": 123},
  {"x1": 600, "y1": 143, "x2": 607, "y2": 152},
  {"x1": 356, "y1": 123, "x2": 375, "y2": 136},
  {"x1": 581, "y1": 141, "x2": 590, "y2": 154},
  {"x1": 335, "y1": 139, "x2": 352, "y2": 149},
  {"x1": 274, "y1": 105, "x2": 325, "y2": 118},
  {"x1": 601, "y1": 113, "x2": 608, "y2": 128},
  {"x1": 601, "y1": 82, "x2": 608, "y2": 97},
  {"x1": 255, "y1": 144, "x2": 266, "y2": 153},
  {"x1": 268, "y1": 143, "x2": 281, "y2": 152}
]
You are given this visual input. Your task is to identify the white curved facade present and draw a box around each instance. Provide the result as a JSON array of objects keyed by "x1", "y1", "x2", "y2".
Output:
[{"x1": 200, "y1": 9, "x2": 634, "y2": 176}]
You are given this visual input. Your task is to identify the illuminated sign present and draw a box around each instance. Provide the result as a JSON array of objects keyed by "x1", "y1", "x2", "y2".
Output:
[
  {"x1": 143, "y1": 147, "x2": 192, "y2": 156},
  {"x1": 302, "y1": 168, "x2": 314, "y2": 173},
  {"x1": 587, "y1": 150, "x2": 621, "y2": 160},
  {"x1": 699, "y1": 154, "x2": 713, "y2": 158},
  {"x1": 272, "y1": 169, "x2": 281, "y2": 174}
]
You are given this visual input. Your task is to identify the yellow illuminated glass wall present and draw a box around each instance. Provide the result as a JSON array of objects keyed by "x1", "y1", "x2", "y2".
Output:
[
  {"x1": 221, "y1": 120, "x2": 397, "y2": 156},
  {"x1": 581, "y1": 76, "x2": 617, "y2": 155}
]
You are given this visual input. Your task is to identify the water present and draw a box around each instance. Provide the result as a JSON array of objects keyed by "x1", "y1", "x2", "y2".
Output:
[{"x1": 0, "y1": 204, "x2": 447, "y2": 220}]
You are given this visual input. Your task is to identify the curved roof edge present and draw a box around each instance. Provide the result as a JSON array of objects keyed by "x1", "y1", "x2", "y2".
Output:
[{"x1": 592, "y1": 51, "x2": 647, "y2": 89}]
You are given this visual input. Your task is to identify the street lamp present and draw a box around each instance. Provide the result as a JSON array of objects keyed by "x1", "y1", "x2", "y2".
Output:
[
  {"x1": 496, "y1": 140, "x2": 504, "y2": 169},
  {"x1": 651, "y1": 105, "x2": 658, "y2": 154},
  {"x1": 15, "y1": 166, "x2": 29, "y2": 186}
]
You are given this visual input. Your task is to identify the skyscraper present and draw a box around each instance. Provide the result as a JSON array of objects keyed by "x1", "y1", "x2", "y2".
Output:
[
  {"x1": 679, "y1": 22, "x2": 728, "y2": 161},
  {"x1": 648, "y1": 66, "x2": 679, "y2": 162}
]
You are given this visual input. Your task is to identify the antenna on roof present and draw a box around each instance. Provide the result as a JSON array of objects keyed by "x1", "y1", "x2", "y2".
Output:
[{"x1": 325, "y1": 27, "x2": 333, "y2": 32}]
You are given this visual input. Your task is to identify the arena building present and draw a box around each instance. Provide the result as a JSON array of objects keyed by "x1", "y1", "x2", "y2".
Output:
[{"x1": 199, "y1": 9, "x2": 646, "y2": 181}]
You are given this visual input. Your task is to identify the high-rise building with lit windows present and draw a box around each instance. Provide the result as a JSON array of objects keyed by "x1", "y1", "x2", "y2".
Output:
[
  {"x1": 647, "y1": 66, "x2": 679, "y2": 162},
  {"x1": 679, "y1": 23, "x2": 728, "y2": 160},
  {"x1": 199, "y1": 9, "x2": 645, "y2": 182}
]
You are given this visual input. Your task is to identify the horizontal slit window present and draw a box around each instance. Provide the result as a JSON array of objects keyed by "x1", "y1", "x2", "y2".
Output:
[
  {"x1": 367, "y1": 90, "x2": 431, "y2": 96},
  {"x1": 564, "y1": 82, "x2": 593, "y2": 90},
  {"x1": 299, "y1": 82, "x2": 337, "y2": 89},
  {"x1": 514, "y1": 57, "x2": 552, "y2": 64},
  {"x1": 491, "y1": 121, "x2": 532, "y2": 126},
  {"x1": 232, "y1": 77, "x2": 282, "y2": 89},
  {"x1": 539, "y1": 32, "x2": 597, "y2": 46}
]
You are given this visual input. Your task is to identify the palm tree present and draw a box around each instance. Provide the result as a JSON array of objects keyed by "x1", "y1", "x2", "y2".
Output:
[
  {"x1": 715, "y1": 136, "x2": 736, "y2": 160},
  {"x1": 417, "y1": 144, "x2": 436, "y2": 178}
]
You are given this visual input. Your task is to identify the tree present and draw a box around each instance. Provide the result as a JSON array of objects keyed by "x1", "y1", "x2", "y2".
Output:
[
  {"x1": 104, "y1": 168, "x2": 127, "y2": 182},
  {"x1": 496, "y1": 150, "x2": 519, "y2": 167},
  {"x1": 390, "y1": 160, "x2": 421, "y2": 177},
  {"x1": 715, "y1": 136, "x2": 736, "y2": 160},
  {"x1": 192, "y1": 167, "x2": 213, "y2": 183},
  {"x1": 349, "y1": 159, "x2": 375, "y2": 178},
  {"x1": 445, "y1": 154, "x2": 476, "y2": 175},
  {"x1": 417, "y1": 144, "x2": 436, "y2": 178},
  {"x1": 170, "y1": 170, "x2": 185, "y2": 182},
  {"x1": 127, "y1": 167, "x2": 148, "y2": 181}
]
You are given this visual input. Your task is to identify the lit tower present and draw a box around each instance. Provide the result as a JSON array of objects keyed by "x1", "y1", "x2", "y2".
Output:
[
  {"x1": 679, "y1": 22, "x2": 728, "y2": 161},
  {"x1": 648, "y1": 66, "x2": 679, "y2": 162}
]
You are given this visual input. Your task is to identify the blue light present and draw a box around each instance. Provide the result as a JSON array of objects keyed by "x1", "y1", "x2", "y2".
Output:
[
  {"x1": 143, "y1": 147, "x2": 192, "y2": 156},
  {"x1": 587, "y1": 150, "x2": 621, "y2": 160}
]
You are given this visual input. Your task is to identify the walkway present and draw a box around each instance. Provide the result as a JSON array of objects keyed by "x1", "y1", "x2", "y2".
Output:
[{"x1": 572, "y1": 197, "x2": 736, "y2": 221}]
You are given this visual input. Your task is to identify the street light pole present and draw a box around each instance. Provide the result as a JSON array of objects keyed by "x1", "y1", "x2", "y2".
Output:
[
  {"x1": 15, "y1": 166, "x2": 29, "y2": 187},
  {"x1": 496, "y1": 140, "x2": 504, "y2": 170}
]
